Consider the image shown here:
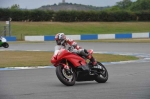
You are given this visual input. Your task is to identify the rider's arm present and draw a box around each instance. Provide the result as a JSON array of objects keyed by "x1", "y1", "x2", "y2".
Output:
[{"x1": 66, "y1": 38, "x2": 82, "y2": 50}]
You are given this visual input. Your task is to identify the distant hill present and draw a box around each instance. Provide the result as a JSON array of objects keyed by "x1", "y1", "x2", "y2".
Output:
[{"x1": 38, "y1": 3, "x2": 110, "y2": 11}]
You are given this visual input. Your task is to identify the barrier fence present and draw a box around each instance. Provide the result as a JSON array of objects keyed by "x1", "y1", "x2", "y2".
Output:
[
  {"x1": 2, "y1": 32, "x2": 150, "y2": 41},
  {"x1": 24, "y1": 32, "x2": 150, "y2": 41}
]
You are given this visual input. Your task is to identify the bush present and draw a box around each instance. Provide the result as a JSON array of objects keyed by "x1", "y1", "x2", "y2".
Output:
[{"x1": 0, "y1": 8, "x2": 149, "y2": 22}]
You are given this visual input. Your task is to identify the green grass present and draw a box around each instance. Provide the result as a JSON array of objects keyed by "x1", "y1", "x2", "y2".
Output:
[
  {"x1": 0, "y1": 51, "x2": 138, "y2": 68},
  {"x1": 1, "y1": 21, "x2": 150, "y2": 40}
]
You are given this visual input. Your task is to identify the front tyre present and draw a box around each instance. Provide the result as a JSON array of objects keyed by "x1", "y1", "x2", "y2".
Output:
[
  {"x1": 56, "y1": 65, "x2": 76, "y2": 86},
  {"x1": 95, "y1": 62, "x2": 108, "y2": 83},
  {"x1": 2, "y1": 42, "x2": 9, "y2": 48}
]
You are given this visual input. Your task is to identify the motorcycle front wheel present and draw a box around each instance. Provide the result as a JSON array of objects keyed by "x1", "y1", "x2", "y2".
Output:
[
  {"x1": 95, "y1": 62, "x2": 108, "y2": 83},
  {"x1": 56, "y1": 65, "x2": 76, "y2": 86}
]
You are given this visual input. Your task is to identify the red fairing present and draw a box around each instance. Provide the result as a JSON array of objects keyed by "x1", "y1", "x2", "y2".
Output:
[
  {"x1": 51, "y1": 48, "x2": 86, "y2": 67},
  {"x1": 51, "y1": 55, "x2": 57, "y2": 66}
]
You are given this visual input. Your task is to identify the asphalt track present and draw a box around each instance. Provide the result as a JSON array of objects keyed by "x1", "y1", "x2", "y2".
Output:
[{"x1": 0, "y1": 42, "x2": 150, "y2": 99}]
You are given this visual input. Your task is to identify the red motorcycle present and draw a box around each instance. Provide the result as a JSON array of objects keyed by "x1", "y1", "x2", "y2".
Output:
[{"x1": 51, "y1": 46, "x2": 108, "y2": 86}]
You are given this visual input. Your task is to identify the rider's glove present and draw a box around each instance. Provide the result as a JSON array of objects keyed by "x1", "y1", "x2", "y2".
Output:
[
  {"x1": 68, "y1": 46, "x2": 74, "y2": 51},
  {"x1": 72, "y1": 42, "x2": 77, "y2": 48}
]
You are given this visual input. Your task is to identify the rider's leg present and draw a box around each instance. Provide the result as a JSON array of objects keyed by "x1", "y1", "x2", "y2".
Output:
[
  {"x1": 87, "y1": 54, "x2": 97, "y2": 66},
  {"x1": 78, "y1": 49, "x2": 97, "y2": 66}
]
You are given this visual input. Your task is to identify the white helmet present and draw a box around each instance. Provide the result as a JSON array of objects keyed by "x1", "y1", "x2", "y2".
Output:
[{"x1": 55, "y1": 33, "x2": 66, "y2": 45}]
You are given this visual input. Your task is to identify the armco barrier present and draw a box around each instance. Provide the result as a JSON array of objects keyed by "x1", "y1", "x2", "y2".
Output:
[
  {"x1": 44, "y1": 35, "x2": 55, "y2": 41},
  {"x1": 115, "y1": 33, "x2": 132, "y2": 39},
  {"x1": 25, "y1": 36, "x2": 44, "y2": 41},
  {"x1": 98, "y1": 34, "x2": 115, "y2": 39},
  {"x1": 5, "y1": 36, "x2": 16, "y2": 41},
  {"x1": 65, "y1": 35, "x2": 80, "y2": 40},
  {"x1": 81, "y1": 34, "x2": 98, "y2": 40},
  {"x1": 132, "y1": 32, "x2": 150, "y2": 38},
  {"x1": 24, "y1": 32, "x2": 150, "y2": 41}
]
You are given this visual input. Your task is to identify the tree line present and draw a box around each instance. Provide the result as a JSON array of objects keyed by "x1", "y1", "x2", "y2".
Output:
[
  {"x1": 109, "y1": 0, "x2": 150, "y2": 11},
  {"x1": 0, "y1": 0, "x2": 150, "y2": 22}
]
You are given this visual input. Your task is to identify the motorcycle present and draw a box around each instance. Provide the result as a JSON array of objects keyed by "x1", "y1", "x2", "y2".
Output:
[
  {"x1": 0, "y1": 36, "x2": 9, "y2": 48},
  {"x1": 51, "y1": 46, "x2": 108, "y2": 86}
]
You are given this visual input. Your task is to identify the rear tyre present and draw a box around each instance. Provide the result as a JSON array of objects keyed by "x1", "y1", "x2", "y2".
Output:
[
  {"x1": 95, "y1": 62, "x2": 108, "y2": 83},
  {"x1": 56, "y1": 65, "x2": 76, "y2": 86},
  {"x1": 2, "y1": 42, "x2": 9, "y2": 48}
]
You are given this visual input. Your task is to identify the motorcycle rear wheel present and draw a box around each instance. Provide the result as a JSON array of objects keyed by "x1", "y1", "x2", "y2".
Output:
[
  {"x1": 95, "y1": 62, "x2": 108, "y2": 83},
  {"x1": 2, "y1": 42, "x2": 9, "y2": 48},
  {"x1": 56, "y1": 65, "x2": 76, "y2": 86}
]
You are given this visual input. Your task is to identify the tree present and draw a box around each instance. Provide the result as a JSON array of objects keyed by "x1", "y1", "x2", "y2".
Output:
[
  {"x1": 130, "y1": 0, "x2": 150, "y2": 11},
  {"x1": 11, "y1": 4, "x2": 20, "y2": 9},
  {"x1": 116, "y1": 0, "x2": 133, "y2": 9},
  {"x1": 105, "y1": 6, "x2": 121, "y2": 11}
]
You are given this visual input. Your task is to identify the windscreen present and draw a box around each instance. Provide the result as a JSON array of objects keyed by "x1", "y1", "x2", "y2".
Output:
[{"x1": 54, "y1": 45, "x2": 65, "y2": 56}]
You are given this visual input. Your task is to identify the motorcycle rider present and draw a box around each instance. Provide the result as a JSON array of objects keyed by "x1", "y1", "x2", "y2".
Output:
[{"x1": 51, "y1": 33, "x2": 97, "y2": 66}]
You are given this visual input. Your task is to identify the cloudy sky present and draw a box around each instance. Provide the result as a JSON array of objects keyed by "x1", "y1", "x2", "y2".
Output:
[{"x1": 0, "y1": 0, "x2": 136, "y2": 9}]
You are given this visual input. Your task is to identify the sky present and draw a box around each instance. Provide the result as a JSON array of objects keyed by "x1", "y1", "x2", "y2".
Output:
[{"x1": 0, "y1": 0, "x2": 136, "y2": 9}]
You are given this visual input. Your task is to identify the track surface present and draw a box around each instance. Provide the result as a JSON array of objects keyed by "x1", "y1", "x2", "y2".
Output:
[{"x1": 0, "y1": 42, "x2": 150, "y2": 99}]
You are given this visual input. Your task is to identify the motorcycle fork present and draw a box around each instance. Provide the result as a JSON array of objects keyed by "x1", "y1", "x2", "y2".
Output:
[
  {"x1": 62, "y1": 60, "x2": 70, "y2": 70},
  {"x1": 62, "y1": 60, "x2": 73, "y2": 75}
]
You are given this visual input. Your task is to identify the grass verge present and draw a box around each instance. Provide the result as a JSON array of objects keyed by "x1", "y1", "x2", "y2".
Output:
[
  {"x1": 1, "y1": 22, "x2": 150, "y2": 40},
  {"x1": 0, "y1": 51, "x2": 138, "y2": 68}
]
